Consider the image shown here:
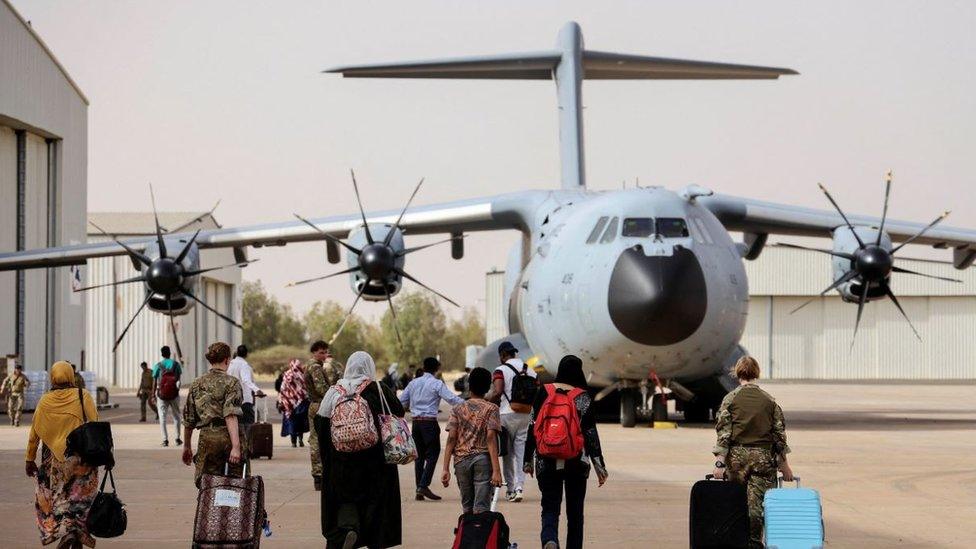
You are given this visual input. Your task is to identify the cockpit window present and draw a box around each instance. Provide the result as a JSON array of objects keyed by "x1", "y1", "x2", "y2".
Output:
[
  {"x1": 622, "y1": 218, "x2": 655, "y2": 237},
  {"x1": 600, "y1": 217, "x2": 619, "y2": 244},
  {"x1": 586, "y1": 217, "x2": 609, "y2": 244},
  {"x1": 656, "y1": 218, "x2": 689, "y2": 238}
]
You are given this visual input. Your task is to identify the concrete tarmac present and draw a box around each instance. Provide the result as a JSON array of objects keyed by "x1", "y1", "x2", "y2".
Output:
[{"x1": 1, "y1": 382, "x2": 974, "y2": 548}]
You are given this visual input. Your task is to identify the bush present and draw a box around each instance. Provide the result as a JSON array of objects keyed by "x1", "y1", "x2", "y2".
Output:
[{"x1": 249, "y1": 344, "x2": 306, "y2": 376}]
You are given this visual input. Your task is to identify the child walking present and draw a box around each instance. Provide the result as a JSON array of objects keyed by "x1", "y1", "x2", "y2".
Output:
[{"x1": 441, "y1": 367, "x2": 503, "y2": 513}]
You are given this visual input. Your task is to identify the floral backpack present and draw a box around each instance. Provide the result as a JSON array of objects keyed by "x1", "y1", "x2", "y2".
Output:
[{"x1": 330, "y1": 380, "x2": 379, "y2": 453}]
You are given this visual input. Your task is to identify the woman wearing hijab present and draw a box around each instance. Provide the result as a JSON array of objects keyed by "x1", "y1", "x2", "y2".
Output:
[
  {"x1": 279, "y1": 359, "x2": 310, "y2": 447},
  {"x1": 25, "y1": 361, "x2": 101, "y2": 548},
  {"x1": 523, "y1": 355, "x2": 609, "y2": 549},
  {"x1": 315, "y1": 351, "x2": 405, "y2": 549}
]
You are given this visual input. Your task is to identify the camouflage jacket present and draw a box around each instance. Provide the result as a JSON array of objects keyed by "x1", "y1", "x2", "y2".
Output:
[
  {"x1": 713, "y1": 383, "x2": 790, "y2": 458},
  {"x1": 183, "y1": 368, "x2": 243, "y2": 429},
  {"x1": 138, "y1": 369, "x2": 154, "y2": 393},
  {"x1": 304, "y1": 357, "x2": 343, "y2": 403},
  {"x1": 1, "y1": 373, "x2": 30, "y2": 395}
]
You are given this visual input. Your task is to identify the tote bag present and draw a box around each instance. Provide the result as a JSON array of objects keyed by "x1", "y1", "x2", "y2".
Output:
[{"x1": 376, "y1": 382, "x2": 417, "y2": 465}]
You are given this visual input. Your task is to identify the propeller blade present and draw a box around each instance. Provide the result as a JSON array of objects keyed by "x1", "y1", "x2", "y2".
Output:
[
  {"x1": 349, "y1": 169, "x2": 374, "y2": 245},
  {"x1": 384, "y1": 177, "x2": 424, "y2": 247},
  {"x1": 398, "y1": 234, "x2": 466, "y2": 257},
  {"x1": 892, "y1": 266, "x2": 963, "y2": 283},
  {"x1": 286, "y1": 266, "x2": 361, "y2": 287},
  {"x1": 880, "y1": 280, "x2": 921, "y2": 340},
  {"x1": 330, "y1": 282, "x2": 368, "y2": 345},
  {"x1": 850, "y1": 282, "x2": 871, "y2": 351},
  {"x1": 394, "y1": 267, "x2": 460, "y2": 307},
  {"x1": 892, "y1": 211, "x2": 951, "y2": 254},
  {"x1": 175, "y1": 229, "x2": 202, "y2": 264},
  {"x1": 876, "y1": 171, "x2": 892, "y2": 246},
  {"x1": 383, "y1": 284, "x2": 403, "y2": 344},
  {"x1": 89, "y1": 221, "x2": 152, "y2": 267},
  {"x1": 790, "y1": 269, "x2": 859, "y2": 314},
  {"x1": 73, "y1": 275, "x2": 145, "y2": 293},
  {"x1": 184, "y1": 288, "x2": 242, "y2": 328},
  {"x1": 183, "y1": 259, "x2": 258, "y2": 277},
  {"x1": 113, "y1": 290, "x2": 153, "y2": 352},
  {"x1": 149, "y1": 184, "x2": 167, "y2": 258},
  {"x1": 166, "y1": 295, "x2": 185, "y2": 363},
  {"x1": 293, "y1": 214, "x2": 362, "y2": 255},
  {"x1": 778, "y1": 242, "x2": 854, "y2": 260},
  {"x1": 818, "y1": 183, "x2": 866, "y2": 249}
]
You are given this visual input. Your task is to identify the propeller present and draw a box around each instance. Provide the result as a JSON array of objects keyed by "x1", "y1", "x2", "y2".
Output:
[
  {"x1": 289, "y1": 171, "x2": 463, "y2": 344},
  {"x1": 783, "y1": 171, "x2": 961, "y2": 347},
  {"x1": 79, "y1": 188, "x2": 252, "y2": 360}
]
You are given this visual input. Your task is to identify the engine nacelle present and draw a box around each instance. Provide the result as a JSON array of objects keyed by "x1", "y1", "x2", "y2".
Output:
[
  {"x1": 347, "y1": 223, "x2": 405, "y2": 301},
  {"x1": 831, "y1": 226, "x2": 892, "y2": 302},
  {"x1": 141, "y1": 236, "x2": 200, "y2": 315}
]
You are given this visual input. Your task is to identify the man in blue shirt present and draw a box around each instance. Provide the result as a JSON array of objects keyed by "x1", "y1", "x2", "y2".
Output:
[
  {"x1": 151, "y1": 346, "x2": 183, "y2": 447},
  {"x1": 400, "y1": 356, "x2": 464, "y2": 501}
]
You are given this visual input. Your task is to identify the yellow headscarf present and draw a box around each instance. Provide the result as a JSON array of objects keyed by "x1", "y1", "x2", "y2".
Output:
[{"x1": 26, "y1": 361, "x2": 99, "y2": 462}]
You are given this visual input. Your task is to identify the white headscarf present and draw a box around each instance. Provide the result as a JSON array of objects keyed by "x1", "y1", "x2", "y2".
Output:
[{"x1": 317, "y1": 351, "x2": 376, "y2": 419}]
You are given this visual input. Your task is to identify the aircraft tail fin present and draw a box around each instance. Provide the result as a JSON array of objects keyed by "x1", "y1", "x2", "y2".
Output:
[{"x1": 327, "y1": 22, "x2": 796, "y2": 190}]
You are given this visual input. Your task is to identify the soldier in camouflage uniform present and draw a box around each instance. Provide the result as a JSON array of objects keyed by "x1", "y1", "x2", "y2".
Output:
[
  {"x1": 1, "y1": 363, "x2": 30, "y2": 426},
  {"x1": 712, "y1": 356, "x2": 794, "y2": 549},
  {"x1": 304, "y1": 340, "x2": 343, "y2": 490},
  {"x1": 182, "y1": 342, "x2": 249, "y2": 488}
]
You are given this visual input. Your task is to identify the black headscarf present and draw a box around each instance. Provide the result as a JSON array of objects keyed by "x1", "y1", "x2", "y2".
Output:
[{"x1": 555, "y1": 355, "x2": 588, "y2": 389}]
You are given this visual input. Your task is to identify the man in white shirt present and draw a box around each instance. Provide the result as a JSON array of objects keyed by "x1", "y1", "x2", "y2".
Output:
[
  {"x1": 487, "y1": 341, "x2": 538, "y2": 503},
  {"x1": 227, "y1": 345, "x2": 265, "y2": 426}
]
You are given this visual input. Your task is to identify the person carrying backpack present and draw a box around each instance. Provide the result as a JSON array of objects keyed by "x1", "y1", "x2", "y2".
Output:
[
  {"x1": 523, "y1": 355, "x2": 608, "y2": 549},
  {"x1": 488, "y1": 341, "x2": 538, "y2": 502},
  {"x1": 152, "y1": 346, "x2": 183, "y2": 447},
  {"x1": 315, "y1": 351, "x2": 404, "y2": 549}
]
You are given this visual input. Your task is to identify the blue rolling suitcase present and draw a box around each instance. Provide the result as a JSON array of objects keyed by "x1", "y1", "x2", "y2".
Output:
[{"x1": 764, "y1": 477, "x2": 824, "y2": 549}]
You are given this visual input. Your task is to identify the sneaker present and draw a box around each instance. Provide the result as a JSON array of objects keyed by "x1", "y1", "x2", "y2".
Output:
[
  {"x1": 175, "y1": 438, "x2": 183, "y2": 446},
  {"x1": 299, "y1": 439, "x2": 305, "y2": 447},
  {"x1": 161, "y1": 440, "x2": 169, "y2": 447},
  {"x1": 506, "y1": 492, "x2": 517, "y2": 502},
  {"x1": 139, "y1": 418, "x2": 146, "y2": 423},
  {"x1": 544, "y1": 541, "x2": 559, "y2": 549},
  {"x1": 342, "y1": 531, "x2": 358, "y2": 549},
  {"x1": 513, "y1": 489, "x2": 523, "y2": 502}
]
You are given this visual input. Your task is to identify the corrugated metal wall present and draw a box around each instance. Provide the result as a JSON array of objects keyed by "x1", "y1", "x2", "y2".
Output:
[
  {"x1": 0, "y1": 127, "x2": 15, "y2": 355},
  {"x1": 23, "y1": 133, "x2": 48, "y2": 370}
]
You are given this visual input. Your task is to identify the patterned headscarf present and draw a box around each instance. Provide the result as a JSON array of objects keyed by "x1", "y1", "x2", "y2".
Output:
[{"x1": 278, "y1": 359, "x2": 307, "y2": 418}]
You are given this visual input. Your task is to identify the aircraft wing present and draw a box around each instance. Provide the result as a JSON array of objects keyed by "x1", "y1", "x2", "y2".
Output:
[
  {"x1": 0, "y1": 192, "x2": 546, "y2": 271},
  {"x1": 700, "y1": 194, "x2": 976, "y2": 269}
]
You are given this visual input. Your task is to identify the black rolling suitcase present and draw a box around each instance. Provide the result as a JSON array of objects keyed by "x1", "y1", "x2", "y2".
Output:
[
  {"x1": 249, "y1": 400, "x2": 273, "y2": 460},
  {"x1": 689, "y1": 474, "x2": 750, "y2": 549}
]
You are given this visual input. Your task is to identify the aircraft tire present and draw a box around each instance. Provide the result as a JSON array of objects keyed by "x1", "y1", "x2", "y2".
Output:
[{"x1": 620, "y1": 389, "x2": 638, "y2": 428}]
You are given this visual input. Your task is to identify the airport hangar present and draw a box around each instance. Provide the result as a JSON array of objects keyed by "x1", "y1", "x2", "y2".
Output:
[
  {"x1": 0, "y1": 0, "x2": 87, "y2": 374},
  {"x1": 485, "y1": 244, "x2": 976, "y2": 380}
]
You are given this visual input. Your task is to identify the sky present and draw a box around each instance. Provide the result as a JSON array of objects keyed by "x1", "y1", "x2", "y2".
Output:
[{"x1": 11, "y1": 0, "x2": 976, "y2": 320}]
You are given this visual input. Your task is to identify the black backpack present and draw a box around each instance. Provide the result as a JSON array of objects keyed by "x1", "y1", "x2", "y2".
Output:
[
  {"x1": 504, "y1": 363, "x2": 538, "y2": 409},
  {"x1": 87, "y1": 469, "x2": 127, "y2": 538}
]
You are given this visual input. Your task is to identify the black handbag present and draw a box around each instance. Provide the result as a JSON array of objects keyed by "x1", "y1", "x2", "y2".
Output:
[
  {"x1": 86, "y1": 469, "x2": 127, "y2": 538},
  {"x1": 65, "y1": 386, "x2": 115, "y2": 468}
]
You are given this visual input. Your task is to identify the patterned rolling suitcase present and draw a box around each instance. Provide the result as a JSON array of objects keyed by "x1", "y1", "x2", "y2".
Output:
[
  {"x1": 764, "y1": 477, "x2": 824, "y2": 549},
  {"x1": 689, "y1": 474, "x2": 750, "y2": 549},
  {"x1": 193, "y1": 464, "x2": 266, "y2": 548},
  {"x1": 249, "y1": 400, "x2": 273, "y2": 460}
]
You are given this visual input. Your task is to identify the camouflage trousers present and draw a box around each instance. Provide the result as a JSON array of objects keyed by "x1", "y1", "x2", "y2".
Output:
[
  {"x1": 727, "y1": 446, "x2": 778, "y2": 549},
  {"x1": 308, "y1": 400, "x2": 322, "y2": 478},
  {"x1": 7, "y1": 393, "x2": 24, "y2": 426},
  {"x1": 194, "y1": 425, "x2": 250, "y2": 488}
]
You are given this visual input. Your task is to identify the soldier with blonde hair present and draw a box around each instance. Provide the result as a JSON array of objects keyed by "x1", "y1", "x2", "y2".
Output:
[{"x1": 711, "y1": 356, "x2": 796, "y2": 549}]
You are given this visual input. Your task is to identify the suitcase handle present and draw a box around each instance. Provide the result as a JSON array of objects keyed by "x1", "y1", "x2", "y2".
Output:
[
  {"x1": 704, "y1": 474, "x2": 726, "y2": 481},
  {"x1": 776, "y1": 475, "x2": 801, "y2": 488},
  {"x1": 223, "y1": 462, "x2": 249, "y2": 478}
]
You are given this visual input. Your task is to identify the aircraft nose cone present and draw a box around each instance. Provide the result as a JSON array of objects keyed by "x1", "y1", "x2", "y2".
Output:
[{"x1": 607, "y1": 246, "x2": 708, "y2": 346}]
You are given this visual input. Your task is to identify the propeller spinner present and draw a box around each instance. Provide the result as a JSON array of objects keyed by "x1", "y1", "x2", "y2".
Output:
[{"x1": 782, "y1": 172, "x2": 960, "y2": 348}]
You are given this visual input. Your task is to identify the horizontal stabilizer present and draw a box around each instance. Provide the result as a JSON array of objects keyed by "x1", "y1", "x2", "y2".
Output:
[{"x1": 582, "y1": 51, "x2": 797, "y2": 80}]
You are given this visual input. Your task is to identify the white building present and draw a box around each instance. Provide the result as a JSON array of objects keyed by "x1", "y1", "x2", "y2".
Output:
[
  {"x1": 86, "y1": 212, "x2": 242, "y2": 389},
  {"x1": 0, "y1": 0, "x2": 88, "y2": 372},
  {"x1": 485, "y1": 245, "x2": 976, "y2": 380}
]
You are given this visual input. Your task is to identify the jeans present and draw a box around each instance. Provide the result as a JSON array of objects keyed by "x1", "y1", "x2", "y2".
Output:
[
  {"x1": 455, "y1": 453, "x2": 492, "y2": 513},
  {"x1": 412, "y1": 420, "x2": 441, "y2": 490},
  {"x1": 501, "y1": 413, "x2": 530, "y2": 492},
  {"x1": 158, "y1": 397, "x2": 182, "y2": 442},
  {"x1": 538, "y1": 467, "x2": 588, "y2": 549}
]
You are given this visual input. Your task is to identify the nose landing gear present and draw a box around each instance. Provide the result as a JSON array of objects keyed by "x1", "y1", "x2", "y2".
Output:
[{"x1": 619, "y1": 380, "x2": 671, "y2": 428}]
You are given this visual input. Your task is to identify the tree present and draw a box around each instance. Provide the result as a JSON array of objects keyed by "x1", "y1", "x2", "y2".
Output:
[
  {"x1": 303, "y1": 300, "x2": 368, "y2": 364},
  {"x1": 442, "y1": 307, "x2": 485, "y2": 371},
  {"x1": 380, "y1": 291, "x2": 447, "y2": 369},
  {"x1": 241, "y1": 280, "x2": 304, "y2": 351}
]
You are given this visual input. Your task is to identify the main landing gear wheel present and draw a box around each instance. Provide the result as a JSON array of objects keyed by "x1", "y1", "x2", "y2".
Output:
[{"x1": 620, "y1": 388, "x2": 638, "y2": 428}]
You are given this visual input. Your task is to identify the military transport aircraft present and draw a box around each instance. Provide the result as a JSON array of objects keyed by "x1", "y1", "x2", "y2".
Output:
[{"x1": 2, "y1": 22, "x2": 975, "y2": 425}]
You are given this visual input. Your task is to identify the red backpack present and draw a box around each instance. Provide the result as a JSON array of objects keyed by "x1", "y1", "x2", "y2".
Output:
[
  {"x1": 534, "y1": 384, "x2": 585, "y2": 460},
  {"x1": 158, "y1": 368, "x2": 179, "y2": 401}
]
